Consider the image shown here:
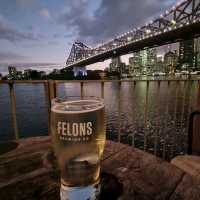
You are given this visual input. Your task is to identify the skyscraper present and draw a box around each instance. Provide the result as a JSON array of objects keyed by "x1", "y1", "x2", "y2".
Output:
[
  {"x1": 141, "y1": 50, "x2": 148, "y2": 67},
  {"x1": 141, "y1": 48, "x2": 157, "y2": 74},
  {"x1": 129, "y1": 52, "x2": 142, "y2": 76},
  {"x1": 109, "y1": 57, "x2": 127, "y2": 75},
  {"x1": 147, "y1": 48, "x2": 157, "y2": 67},
  {"x1": 109, "y1": 57, "x2": 120, "y2": 72},
  {"x1": 164, "y1": 51, "x2": 178, "y2": 74},
  {"x1": 194, "y1": 37, "x2": 200, "y2": 70},
  {"x1": 8, "y1": 66, "x2": 18, "y2": 80},
  {"x1": 179, "y1": 39, "x2": 194, "y2": 70}
]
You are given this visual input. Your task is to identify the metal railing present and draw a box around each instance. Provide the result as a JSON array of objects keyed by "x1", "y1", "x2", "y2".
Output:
[
  {"x1": 0, "y1": 79, "x2": 199, "y2": 159},
  {"x1": 188, "y1": 110, "x2": 200, "y2": 154}
]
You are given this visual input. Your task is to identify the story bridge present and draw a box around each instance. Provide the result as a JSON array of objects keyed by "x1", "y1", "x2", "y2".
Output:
[{"x1": 66, "y1": 0, "x2": 200, "y2": 69}]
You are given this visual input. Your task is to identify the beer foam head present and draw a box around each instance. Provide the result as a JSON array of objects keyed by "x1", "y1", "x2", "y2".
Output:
[{"x1": 51, "y1": 99, "x2": 104, "y2": 114}]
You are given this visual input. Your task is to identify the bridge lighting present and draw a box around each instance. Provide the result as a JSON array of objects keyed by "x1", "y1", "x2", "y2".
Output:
[
  {"x1": 171, "y1": 20, "x2": 176, "y2": 25},
  {"x1": 127, "y1": 37, "x2": 132, "y2": 42},
  {"x1": 146, "y1": 29, "x2": 151, "y2": 34},
  {"x1": 172, "y1": 6, "x2": 176, "y2": 10}
]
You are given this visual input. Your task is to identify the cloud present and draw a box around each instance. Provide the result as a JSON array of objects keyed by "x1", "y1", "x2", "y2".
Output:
[
  {"x1": 0, "y1": 51, "x2": 28, "y2": 61},
  {"x1": 16, "y1": 0, "x2": 36, "y2": 8},
  {"x1": 48, "y1": 40, "x2": 59, "y2": 45},
  {"x1": 0, "y1": 15, "x2": 38, "y2": 42},
  {"x1": 53, "y1": 33, "x2": 60, "y2": 38},
  {"x1": 39, "y1": 8, "x2": 51, "y2": 20},
  {"x1": 58, "y1": 0, "x2": 176, "y2": 45}
]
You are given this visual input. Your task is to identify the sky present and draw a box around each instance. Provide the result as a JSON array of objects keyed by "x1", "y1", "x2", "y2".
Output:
[{"x1": 0, "y1": 0, "x2": 178, "y2": 71}]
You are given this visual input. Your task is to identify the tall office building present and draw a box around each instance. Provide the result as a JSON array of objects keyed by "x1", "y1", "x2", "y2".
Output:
[
  {"x1": 141, "y1": 50, "x2": 148, "y2": 67},
  {"x1": 147, "y1": 48, "x2": 157, "y2": 66},
  {"x1": 129, "y1": 52, "x2": 142, "y2": 76},
  {"x1": 141, "y1": 48, "x2": 157, "y2": 74},
  {"x1": 164, "y1": 51, "x2": 178, "y2": 74},
  {"x1": 194, "y1": 37, "x2": 200, "y2": 70},
  {"x1": 109, "y1": 57, "x2": 127, "y2": 75},
  {"x1": 155, "y1": 56, "x2": 164, "y2": 73},
  {"x1": 8, "y1": 66, "x2": 18, "y2": 79},
  {"x1": 179, "y1": 39, "x2": 194, "y2": 70},
  {"x1": 109, "y1": 57, "x2": 120, "y2": 72}
]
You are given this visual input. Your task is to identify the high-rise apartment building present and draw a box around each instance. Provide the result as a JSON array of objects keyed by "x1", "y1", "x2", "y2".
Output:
[
  {"x1": 194, "y1": 37, "x2": 200, "y2": 70},
  {"x1": 179, "y1": 39, "x2": 194, "y2": 70}
]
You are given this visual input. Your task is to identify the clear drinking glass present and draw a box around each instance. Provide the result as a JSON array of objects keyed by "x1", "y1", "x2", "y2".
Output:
[{"x1": 51, "y1": 96, "x2": 106, "y2": 200}]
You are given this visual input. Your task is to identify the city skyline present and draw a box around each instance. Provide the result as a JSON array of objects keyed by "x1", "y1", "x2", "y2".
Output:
[
  {"x1": 0, "y1": 0, "x2": 177, "y2": 67},
  {"x1": 3, "y1": 39, "x2": 199, "y2": 80}
]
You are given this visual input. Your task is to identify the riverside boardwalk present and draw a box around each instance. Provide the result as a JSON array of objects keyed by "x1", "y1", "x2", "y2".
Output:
[{"x1": 0, "y1": 136, "x2": 200, "y2": 200}]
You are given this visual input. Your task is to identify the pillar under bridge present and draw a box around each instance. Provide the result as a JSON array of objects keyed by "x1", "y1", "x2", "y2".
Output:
[{"x1": 73, "y1": 66, "x2": 87, "y2": 77}]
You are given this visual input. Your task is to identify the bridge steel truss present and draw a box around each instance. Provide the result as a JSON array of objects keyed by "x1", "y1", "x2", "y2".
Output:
[{"x1": 66, "y1": 0, "x2": 200, "y2": 67}]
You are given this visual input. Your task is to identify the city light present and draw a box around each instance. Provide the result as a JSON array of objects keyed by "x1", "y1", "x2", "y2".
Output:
[
  {"x1": 127, "y1": 37, "x2": 132, "y2": 42},
  {"x1": 171, "y1": 20, "x2": 176, "y2": 25},
  {"x1": 146, "y1": 29, "x2": 151, "y2": 34}
]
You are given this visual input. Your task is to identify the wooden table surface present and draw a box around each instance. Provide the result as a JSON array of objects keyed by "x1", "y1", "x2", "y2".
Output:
[{"x1": 0, "y1": 136, "x2": 200, "y2": 200}]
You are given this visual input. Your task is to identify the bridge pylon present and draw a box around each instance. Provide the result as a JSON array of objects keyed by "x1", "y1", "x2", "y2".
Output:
[{"x1": 66, "y1": 42, "x2": 92, "y2": 66}]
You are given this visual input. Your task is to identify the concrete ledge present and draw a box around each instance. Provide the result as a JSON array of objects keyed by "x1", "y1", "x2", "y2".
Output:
[
  {"x1": 0, "y1": 136, "x2": 200, "y2": 199},
  {"x1": 171, "y1": 155, "x2": 200, "y2": 179}
]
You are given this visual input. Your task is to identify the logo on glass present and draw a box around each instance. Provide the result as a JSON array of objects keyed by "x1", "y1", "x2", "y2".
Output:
[{"x1": 57, "y1": 121, "x2": 93, "y2": 142}]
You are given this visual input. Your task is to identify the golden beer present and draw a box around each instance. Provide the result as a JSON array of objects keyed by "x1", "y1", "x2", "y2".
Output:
[{"x1": 51, "y1": 97, "x2": 105, "y2": 199}]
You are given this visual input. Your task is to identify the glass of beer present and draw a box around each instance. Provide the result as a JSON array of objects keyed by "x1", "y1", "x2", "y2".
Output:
[{"x1": 51, "y1": 96, "x2": 106, "y2": 200}]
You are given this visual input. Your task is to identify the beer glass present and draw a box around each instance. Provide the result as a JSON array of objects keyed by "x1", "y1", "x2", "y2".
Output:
[{"x1": 51, "y1": 96, "x2": 106, "y2": 200}]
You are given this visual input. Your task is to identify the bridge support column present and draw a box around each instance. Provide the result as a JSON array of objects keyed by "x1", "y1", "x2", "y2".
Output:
[{"x1": 73, "y1": 66, "x2": 87, "y2": 77}]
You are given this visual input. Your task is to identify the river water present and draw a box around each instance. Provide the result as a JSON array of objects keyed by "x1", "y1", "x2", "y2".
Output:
[{"x1": 0, "y1": 80, "x2": 199, "y2": 160}]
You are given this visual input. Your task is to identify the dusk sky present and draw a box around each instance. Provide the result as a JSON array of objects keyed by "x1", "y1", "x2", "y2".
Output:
[{"x1": 0, "y1": 0, "x2": 178, "y2": 68}]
